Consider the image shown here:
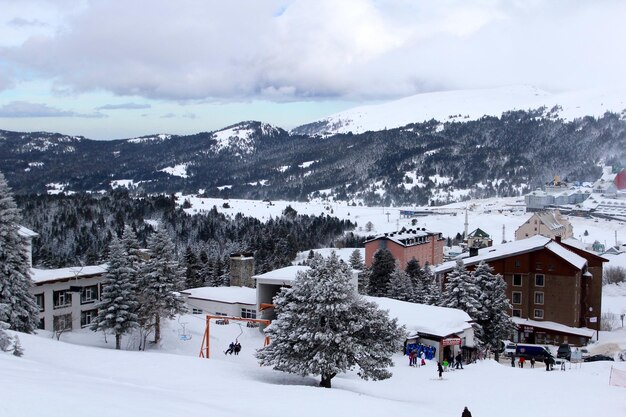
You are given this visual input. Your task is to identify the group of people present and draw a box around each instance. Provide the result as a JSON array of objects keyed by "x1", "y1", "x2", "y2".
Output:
[
  {"x1": 408, "y1": 349, "x2": 426, "y2": 367},
  {"x1": 442, "y1": 353, "x2": 464, "y2": 370},
  {"x1": 510, "y1": 356, "x2": 535, "y2": 368},
  {"x1": 224, "y1": 341, "x2": 242, "y2": 355},
  {"x1": 405, "y1": 343, "x2": 437, "y2": 360}
]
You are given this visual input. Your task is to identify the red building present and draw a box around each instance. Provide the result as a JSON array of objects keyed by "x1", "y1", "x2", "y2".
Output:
[
  {"x1": 364, "y1": 228, "x2": 445, "y2": 268},
  {"x1": 615, "y1": 169, "x2": 626, "y2": 191}
]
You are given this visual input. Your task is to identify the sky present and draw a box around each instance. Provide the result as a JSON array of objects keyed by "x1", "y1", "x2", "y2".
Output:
[{"x1": 0, "y1": 0, "x2": 625, "y2": 140}]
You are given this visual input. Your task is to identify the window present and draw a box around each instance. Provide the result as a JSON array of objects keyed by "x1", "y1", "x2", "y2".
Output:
[
  {"x1": 80, "y1": 309, "x2": 98, "y2": 327},
  {"x1": 514, "y1": 260, "x2": 521, "y2": 268},
  {"x1": 81, "y1": 285, "x2": 99, "y2": 304},
  {"x1": 512, "y1": 291, "x2": 522, "y2": 304},
  {"x1": 192, "y1": 308, "x2": 204, "y2": 315},
  {"x1": 215, "y1": 312, "x2": 227, "y2": 316},
  {"x1": 534, "y1": 292, "x2": 544, "y2": 305},
  {"x1": 241, "y1": 308, "x2": 256, "y2": 319},
  {"x1": 512, "y1": 309, "x2": 521, "y2": 318},
  {"x1": 535, "y1": 274, "x2": 545, "y2": 287},
  {"x1": 35, "y1": 293, "x2": 45, "y2": 312},
  {"x1": 53, "y1": 313, "x2": 72, "y2": 331},
  {"x1": 548, "y1": 264, "x2": 555, "y2": 272},
  {"x1": 53, "y1": 290, "x2": 71, "y2": 309},
  {"x1": 38, "y1": 318, "x2": 45, "y2": 330},
  {"x1": 534, "y1": 309, "x2": 544, "y2": 319},
  {"x1": 513, "y1": 274, "x2": 522, "y2": 286},
  {"x1": 535, "y1": 262, "x2": 542, "y2": 270}
]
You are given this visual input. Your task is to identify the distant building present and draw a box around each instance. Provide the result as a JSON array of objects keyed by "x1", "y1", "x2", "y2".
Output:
[
  {"x1": 524, "y1": 188, "x2": 589, "y2": 211},
  {"x1": 364, "y1": 228, "x2": 444, "y2": 268},
  {"x1": 465, "y1": 228, "x2": 492, "y2": 248},
  {"x1": 435, "y1": 235, "x2": 606, "y2": 340},
  {"x1": 592, "y1": 166, "x2": 618, "y2": 195},
  {"x1": 515, "y1": 210, "x2": 573, "y2": 241},
  {"x1": 180, "y1": 286, "x2": 256, "y2": 318}
]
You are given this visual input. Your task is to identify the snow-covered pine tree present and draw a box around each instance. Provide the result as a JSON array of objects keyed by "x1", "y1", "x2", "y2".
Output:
[
  {"x1": 349, "y1": 249, "x2": 364, "y2": 270},
  {"x1": 139, "y1": 229, "x2": 187, "y2": 344},
  {"x1": 405, "y1": 258, "x2": 425, "y2": 303},
  {"x1": 12, "y1": 335, "x2": 23, "y2": 357},
  {"x1": 90, "y1": 236, "x2": 139, "y2": 349},
  {"x1": 183, "y1": 247, "x2": 203, "y2": 289},
  {"x1": 368, "y1": 248, "x2": 395, "y2": 296},
  {"x1": 422, "y1": 263, "x2": 441, "y2": 305},
  {"x1": 256, "y1": 252, "x2": 405, "y2": 388},
  {"x1": 472, "y1": 261, "x2": 513, "y2": 358},
  {"x1": 386, "y1": 267, "x2": 414, "y2": 302},
  {"x1": 0, "y1": 317, "x2": 12, "y2": 351},
  {"x1": 207, "y1": 258, "x2": 224, "y2": 287},
  {"x1": 0, "y1": 172, "x2": 39, "y2": 333},
  {"x1": 357, "y1": 268, "x2": 370, "y2": 295},
  {"x1": 440, "y1": 260, "x2": 481, "y2": 317}
]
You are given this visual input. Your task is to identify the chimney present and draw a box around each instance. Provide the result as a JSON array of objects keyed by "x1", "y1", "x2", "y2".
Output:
[
  {"x1": 469, "y1": 247, "x2": 479, "y2": 257},
  {"x1": 555, "y1": 235, "x2": 561, "y2": 243}
]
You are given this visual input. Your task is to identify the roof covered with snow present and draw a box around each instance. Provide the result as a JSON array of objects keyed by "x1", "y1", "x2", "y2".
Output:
[
  {"x1": 253, "y1": 265, "x2": 311, "y2": 283},
  {"x1": 435, "y1": 235, "x2": 587, "y2": 273},
  {"x1": 18, "y1": 225, "x2": 38, "y2": 238},
  {"x1": 366, "y1": 296, "x2": 472, "y2": 338},
  {"x1": 512, "y1": 317, "x2": 595, "y2": 338},
  {"x1": 31, "y1": 264, "x2": 108, "y2": 284},
  {"x1": 364, "y1": 228, "x2": 440, "y2": 247},
  {"x1": 181, "y1": 286, "x2": 256, "y2": 305}
]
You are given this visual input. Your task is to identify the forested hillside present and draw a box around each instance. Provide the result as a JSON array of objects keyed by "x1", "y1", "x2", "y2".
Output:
[
  {"x1": 16, "y1": 191, "x2": 355, "y2": 272},
  {"x1": 2, "y1": 109, "x2": 625, "y2": 205}
]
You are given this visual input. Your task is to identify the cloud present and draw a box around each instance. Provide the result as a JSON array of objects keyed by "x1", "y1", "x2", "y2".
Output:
[
  {"x1": 1, "y1": 0, "x2": 625, "y2": 102},
  {"x1": 7, "y1": 17, "x2": 48, "y2": 27},
  {"x1": 0, "y1": 101, "x2": 106, "y2": 118},
  {"x1": 96, "y1": 102, "x2": 151, "y2": 110},
  {"x1": 160, "y1": 113, "x2": 176, "y2": 119}
]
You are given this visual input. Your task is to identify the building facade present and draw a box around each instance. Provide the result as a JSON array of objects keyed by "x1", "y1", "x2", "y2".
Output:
[
  {"x1": 515, "y1": 210, "x2": 573, "y2": 241},
  {"x1": 435, "y1": 236, "x2": 605, "y2": 336},
  {"x1": 29, "y1": 265, "x2": 107, "y2": 332},
  {"x1": 364, "y1": 228, "x2": 444, "y2": 268}
]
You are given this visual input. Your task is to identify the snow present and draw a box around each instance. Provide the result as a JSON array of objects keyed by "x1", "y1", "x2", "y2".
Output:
[
  {"x1": 18, "y1": 225, "x2": 38, "y2": 238},
  {"x1": 110, "y1": 179, "x2": 137, "y2": 188},
  {"x1": 297, "y1": 85, "x2": 626, "y2": 136},
  {"x1": 299, "y1": 160, "x2": 316, "y2": 168},
  {"x1": 293, "y1": 248, "x2": 363, "y2": 265},
  {"x1": 127, "y1": 134, "x2": 172, "y2": 144},
  {"x1": 159, "y1": 163, "x2": 189, "y2": 178},
  {"x1": 367, "y1": 296, "x2": 472, "y2": 338},
  {"x1": 253, "y1": 265, "x2": 310, "y2": 283},
  {"x1": 30, "y1": 264, "x2": 107, "y2": 284},
  {"x1": 217, "y1": 185, "x2": 232, "y2": 190},
  {"x1": 182, "y1": 286, "x2": 256, "y2": 305},
  {"x1": 545, "y1": 242, "x2": 587, "y2": 270},
  {"x1": 4, "y1": 309, "x2": 626, "y2": 417}
]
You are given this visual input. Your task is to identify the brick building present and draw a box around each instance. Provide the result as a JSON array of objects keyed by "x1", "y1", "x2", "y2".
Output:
[
  {"x1": 435, "y1": 235, "x2": 605, "y2": 344},
  {"x1": 364, "y1": 228, "x2": 444, "y2": 268}
]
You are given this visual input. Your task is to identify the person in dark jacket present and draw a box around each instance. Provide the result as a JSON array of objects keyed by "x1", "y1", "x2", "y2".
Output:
[
  {"x1": 461, "y1": 406, "x2": 472, "y2": 417},
  {"x1": 455, "y1": 353, "x2": 463, "y2": 369},
  {"x1": 437, "y1": 361, "x2": 443, "y2": 379}
]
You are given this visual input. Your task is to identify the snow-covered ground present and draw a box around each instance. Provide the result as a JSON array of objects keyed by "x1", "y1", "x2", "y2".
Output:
[{"x1": 4, "y1": 307, "x2": 626, "y2": 417}]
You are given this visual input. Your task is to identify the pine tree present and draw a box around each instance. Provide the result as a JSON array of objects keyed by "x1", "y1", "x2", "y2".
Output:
[
  {"x1": 405, "y1": 258, "x2": 425, "y2": 303},
  {"x1": 139, "y1": 229, "x2": 187, "y2": 344},
  {"x1": 368, "y1": 248, "x2": 395, "y2": 296},
  {"x1": 349, "y1": 249, "x2": 364, "y2": 270},
  {"x1": 183, "y1": 247, "x2": 203, "y2": 289},
  {"x1": 0, "y1": 172, "x2": 39, "y2": 333},
  {"x1": 440, "y1": 260, "x2": 481, "y2": 317},
  {"x1": 12, "y1": 335, "x2": 23, "y2": 357},
  {"x1": 386, "y1": 267, "x2": 414, "y2": 302},
  {"x1": 91, "y1": 236, "x2": 139, "y2": 349},
  {"x1": 472, "y1": 261, "x2": 514, "y2": 358},
  {"x1": 256, "y1": 252, "x2": 406, "y2": 388},
  {"x1": 423, "y1": 267, "x2": 441, "y2": 306}
]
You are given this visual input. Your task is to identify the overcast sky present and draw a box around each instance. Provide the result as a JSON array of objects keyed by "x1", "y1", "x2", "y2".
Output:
[{"x1": 0, "y1": 0, "x2": 624, "y2": 139}]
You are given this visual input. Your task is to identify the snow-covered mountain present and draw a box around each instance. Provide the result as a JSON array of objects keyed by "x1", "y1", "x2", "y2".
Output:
[
  {"x1": 292, "y1": 85, "x2": 626, "y2": 136},
  {"x1": 210, "y1": 121, "x2": 283, "y2": 156}
]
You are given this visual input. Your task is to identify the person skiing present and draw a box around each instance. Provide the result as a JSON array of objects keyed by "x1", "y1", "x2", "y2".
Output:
[
  {"x1": 455, "y1": 352, "x2": 463, "y2": 369},
  {"x1": 437, "y1": 361, "x2": 444, "y2": 379},
  {"x1": 420, "y1": 351, "x2": 426, "y2": 367},
  {"x1": 519, "y1": 356, "x2": 525, "y2": 368},
  {"x1": 530, "y1": 357, "x2": 535, "y2": 368},
  {"x1": 461, "y1": 406, "x2": 472, "y2": 417},
  {"x1": 511, "y1": 356, "x2": 515, "y2": 367},
  {"x1": 409, "y1": 349, "x2": 415, "y2": 366}
]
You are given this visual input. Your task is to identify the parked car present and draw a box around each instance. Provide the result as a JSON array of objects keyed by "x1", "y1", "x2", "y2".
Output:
[
  {"x1": 580, "y1": 348, "x2": 590, "y2": 359},
  {"x1": 557, "y1": 344, "x2": 572, "y2": 361},
  {"x1": 504, "y1": 342, "x2": 517, "y2": 357},
  {"x1": 515, "y1": 343, "x2": 552, "y2": 361},
  {"x1": 583, "y1": 354, "x2": 615, "y2": 362}
]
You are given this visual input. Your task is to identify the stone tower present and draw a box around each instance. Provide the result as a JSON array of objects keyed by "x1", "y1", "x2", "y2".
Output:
[{"x1": 229, "y1": 252, "x2": 255, "y2": 288}]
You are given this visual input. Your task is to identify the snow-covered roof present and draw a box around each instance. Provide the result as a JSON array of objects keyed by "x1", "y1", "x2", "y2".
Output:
[
  {"x1": 253, "y1": 265, "x2": 311, "y2": 283},
  {"x1": 536, "y1": 211, "x2": 567, "y2": 231},
  {"x1": 511, "y1": 317, "x2": 595, "y2": 338},
  {"x1": 364, "y1": 228, "x2": 440, "y2": 247},
  {"x1": 435, "y1": 235, "x2": 551, "y2": 273},
  {"x1": 18, "y1": 225, "x2": 38, "y2": 238},
  {"x1": 181, "y1": 286, "x2": 256, "y2": 305},
  {"x1": 31, "y1": 264, "x2": 108, "y2": 284},
  {"x1": 545, "y1": 242, "x2": 587, "y2": 269},
  {"x1": 365, "y1": 296, "x2": 472, "y2": 338}
]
